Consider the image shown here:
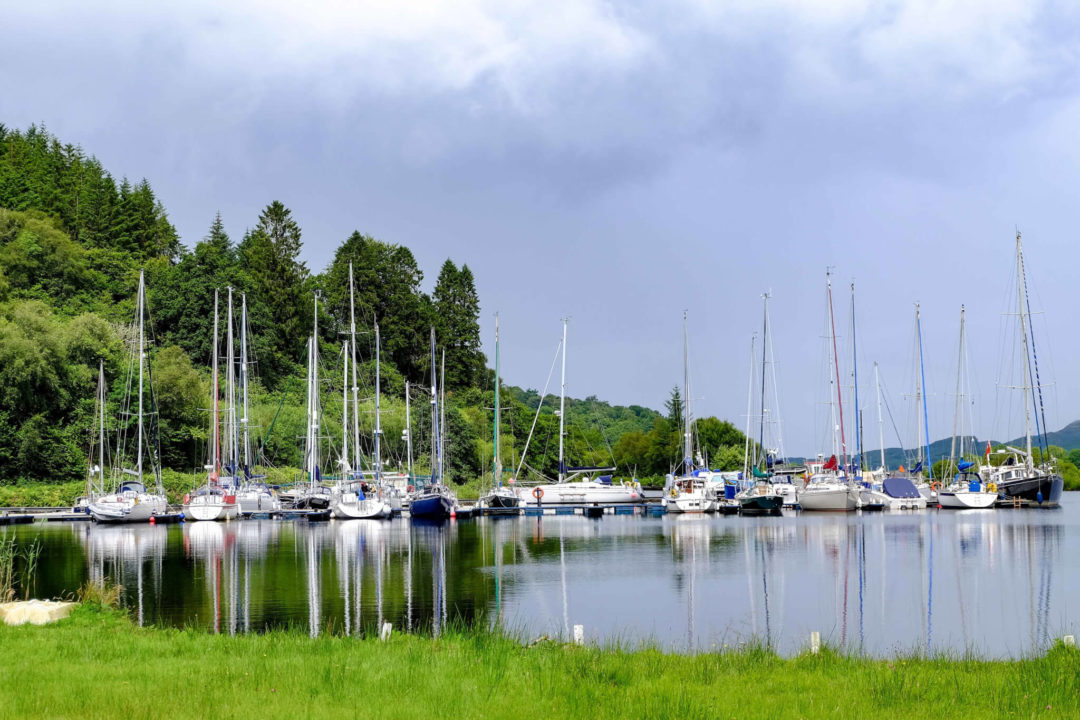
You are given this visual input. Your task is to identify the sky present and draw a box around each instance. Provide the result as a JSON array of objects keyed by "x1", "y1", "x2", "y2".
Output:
[{"x1": 3, "y1": 0, "x2": 1080, "y2": 457}]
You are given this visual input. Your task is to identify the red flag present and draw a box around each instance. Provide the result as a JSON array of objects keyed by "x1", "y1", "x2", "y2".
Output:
[{"x1": 985, "y1": 441, "x2": 991, "y2": 459}]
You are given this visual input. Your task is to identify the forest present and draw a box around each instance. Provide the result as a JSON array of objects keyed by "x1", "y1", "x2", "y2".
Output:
[{"x1": 0, "y1": 124, "x2": 753, "y2": 496}]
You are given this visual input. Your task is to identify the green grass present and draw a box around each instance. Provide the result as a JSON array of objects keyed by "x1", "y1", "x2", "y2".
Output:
[{"x1": 2, "y1": 606, "x2": 1078, "y2": 719}]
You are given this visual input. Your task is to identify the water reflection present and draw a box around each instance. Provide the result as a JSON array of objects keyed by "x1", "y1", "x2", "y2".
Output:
[{"x1": 6, "y1": 498, "x2": 1072, "y2": 657}]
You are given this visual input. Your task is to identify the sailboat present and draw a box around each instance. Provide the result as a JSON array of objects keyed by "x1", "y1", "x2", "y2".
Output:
[
  {"x1": 285, "y1": 293, "x2": 331, "y2": 509},
  {"x1": 235, "y1": 292, "x2": 280, "y2": 515},
  {"x1": 479, "y1": 314, "x2": 521, "y2": 515},
  {"x1": 979, "y1": 233, "x2": 1063, "y2": 507},
  {"x1": 517, "y1": 319, "x2": 641, "y2": 505},
  {"x1": 863, "y1": 361, "x2": 927, "y2": 510},
  {"x1": 330, "y1": 305, "x2": 391, "y2": 520},
  {"x1": 797, "y1": 271, "x2": 859, "y2": 511},
  {"x1": 663, "y1": 313, "x2": 710, "y2": 514},
  {"x1": 736, "y1": 295, "x2": 784, "y2": 515},
  {"x1": 935, "y1": 306, "x2": 998, "y2": 510},
  {"x1": 78, "y1": 361, "x2": 109, "y2": 515},
  {"x1": 409, "y1": 328, "x2": 458, "y2": 520},
  {"x1": 184, "y1": 288, "x2": 239, "y2": 521},
  {"x1": 89, "y1": 270, "x2": 169, "y2": 523}
]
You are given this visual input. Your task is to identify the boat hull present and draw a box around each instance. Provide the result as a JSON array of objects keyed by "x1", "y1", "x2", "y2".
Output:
[
  {"x1": 738, "y1": 495, "x2": 783, "y2": 514},
  {"x1": 410, "y1": 494, "x2": 455, "y2": 520},
  {"x1": 797, "y1": 486, "x2": 858, "y2": 511},
  {"x1": 518, "y1": 482, "x2": 642, "y2": 505},
  {"x1": 182, "y1": 499, "x2": 239, "y2": 521},
  {"x1": 237, "y1": 490, "x2": 281, "y2": 515},
  {"x1": 89, "y1": 494, "x2": 167, "y2": 523},
  {"x1": 938, "y1": 491, "x2": 997, "y2": 509},
  {"x1": 997, "y1": 473, "x2": 1063, "y2": 507},
  {"x1": 663, "y1": 493, "x2": 708, "y2": 514},
  {"x1": 330, "y1": 496, "x2": 391, "y2": 519}
]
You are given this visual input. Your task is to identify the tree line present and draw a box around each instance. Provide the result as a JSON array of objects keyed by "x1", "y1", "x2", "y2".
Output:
[{"x1": 0, "y1": 124, "x2": 751, "y2": 488}]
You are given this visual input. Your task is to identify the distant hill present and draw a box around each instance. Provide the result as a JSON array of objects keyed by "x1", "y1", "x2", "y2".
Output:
[{"x1": 1003, "y1": 420, "x2": 1080, "y2": 452}]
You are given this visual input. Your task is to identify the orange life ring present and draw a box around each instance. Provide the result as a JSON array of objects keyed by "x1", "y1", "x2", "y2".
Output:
[
  {"x1": 930, "y1": 481, "x2": 941, "y2": 492},
  {"x1": 532, "y1": 487, "x2": 544, "y2": 500}
]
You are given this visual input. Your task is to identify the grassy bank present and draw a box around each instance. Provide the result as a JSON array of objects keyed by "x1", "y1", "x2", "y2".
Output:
[{"x1": 1, "y1": 605, "x2": 1078, "y2": 719}]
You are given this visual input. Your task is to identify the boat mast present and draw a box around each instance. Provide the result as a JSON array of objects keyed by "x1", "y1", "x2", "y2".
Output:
[
  {"x1": 305, "y1": 336, "x2": 313, "y2": 484},
  {"x1": 226, "y1": 287, "x2": 237, "y2": 483},
  {"x1": 342, "y1": 342, "x2": 349, "y2": 474},
  {"x1": 757, "y1": 296, "x2": 769, "y2": 473},
  {"x1": 1015, "y1": 232, "x2": 1034, "y2": 471},
  {"x1": 310, "y1": 293, "x2": 320, "y2": 488},
  {"x1": 349, "y1": 263, "x2": 361, "y2": 474},
  {"x1": 240, "y1": 293, "x2": 250, "y2": 475},
  {"x1": 683, "y1": 311, "x2": 693, "y2": 475},
  {"x1": 439, "y1": 349, "x2": 446, "y2": 484},
  {"x1": 826, "y1": 270, "x2": 849, "y2": 475},
  {"x1": 94, "y1": 360, "x2": 105, "y2": 497},
  {"x1": 851, "y1": 282, "x2": 861, "y2": 474},
  {"x1": 405, "y1": 381, "x2": 413, "y2": 483},
  {"x1": 874, "y1": 362, "x2": 885, "y2": 471},
  {"x1": 950, "y1": 306, "x2": 966, "y2": 463},
  {"x1": 136, "y1": 270, "x2": 145, "y2": 484},
  {"x1": 742, "y1": 335, "x2": 756, "y2": 481},
  {"x1": 493, "y1": 313, "x2": 501, "y2": 487},
  {"x1": 210, "y1": 288, "x2": 220, "y2": 483},
  {"x1": 374, "y1": 321, "x2": 382, "y2": 485},
  {"x1": 558, "y1": 319, "x2": 567, "y2": 483},
  {"x1": 916, "y1": 303, "x2": 932, "y2": 479},
  {"x1": 430, "y1": 327, "x2": 439, "y2": 485}
]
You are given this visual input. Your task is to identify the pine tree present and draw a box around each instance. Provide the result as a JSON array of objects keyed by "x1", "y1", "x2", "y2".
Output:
[{"x1": 432, "y1": 259, "x2": 485, "y2": 389}]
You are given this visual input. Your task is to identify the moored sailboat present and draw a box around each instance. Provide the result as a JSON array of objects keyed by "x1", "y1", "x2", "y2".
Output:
[
  {"x1": 410, "y1": 330, "x2": 458, "y2": 520},
  {"x1": 478, "y1": 314, "x2": 521, "y2": 515}
]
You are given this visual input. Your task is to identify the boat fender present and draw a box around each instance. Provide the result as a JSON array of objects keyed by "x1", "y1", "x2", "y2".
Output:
[
  {"x1": 930, "y1": 481, "x2": 941, "y2": 493},
  {"x1": 407, "y1": 485, "x2": 414, "y2": 493},
  {"x1": 987, "y1": 483, "x2": 997, "y2": 494},
  {"x1": 183, "y1": 493, "x2": 190, "y2": 505},
  {"x1": 670, "y1": 488, "x2": 678, "y2": 498},
  {"x1": 1037, "y1": 491, "x2": 1043, "y2": 504},
  {"x1": 532, "y1": 487, "x2": 544, "y2": 500}
]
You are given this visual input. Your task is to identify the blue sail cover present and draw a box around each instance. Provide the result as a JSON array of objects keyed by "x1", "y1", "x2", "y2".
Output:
[
  {"x1": 957, "y1": 460, "x2": 974, "y2": 471},
  {"x1": 882, "y1": 476, "x2": 921, "y2": 499}
]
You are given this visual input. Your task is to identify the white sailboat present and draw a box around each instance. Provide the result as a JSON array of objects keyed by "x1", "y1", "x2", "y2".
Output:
[
  {"x1": 235, "y1": 292, "x2": 281, "y2": 515},
  {"x1": 517, "y1": 319, "x2": 641, "y2": 506},
  {"x1": 184, "y1": 289, "x2": 239, "y2": 521},
  {"x1": 664, "y1": 313, "x2": 709, "y2": 514},
  {"x1": 797, "y1": 271, "x2": 859, "y2": 512},
  {"x1": 863, "y1": 362, "x2": 927, "y2": 510},
  {"x1": 286, "y1": 294, "x2": 331, "y2": 510},
  {"x1": 330, "y1": 286, "x2": 391, "y2": 520},
  {"x1": 937, "y1": 306, "x2": 997, "y2": 510},
  {"x1": 478, "y1": 314, "x2": 521, "y2": 514},
  {"x1": 89, "y1": 270, "x2": 169, "y2": 523},
  {"x1": 78, "y1": 361, "x2": 108, "y2": 515}
]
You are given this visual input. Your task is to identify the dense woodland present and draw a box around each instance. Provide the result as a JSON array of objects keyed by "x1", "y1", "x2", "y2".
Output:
[{"x1": 0, "y1": 124, "x2": 754, "y2": 491}]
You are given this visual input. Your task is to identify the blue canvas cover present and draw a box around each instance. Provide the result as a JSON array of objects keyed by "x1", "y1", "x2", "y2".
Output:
[{"x1": 882, "y1": 476, "x2": 921, "y2": 499}]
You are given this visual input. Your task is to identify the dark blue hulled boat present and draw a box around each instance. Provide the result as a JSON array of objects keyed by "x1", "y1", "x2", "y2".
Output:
[{"x1": 410, "y1": 484, "x2": 456, "y2": 520}]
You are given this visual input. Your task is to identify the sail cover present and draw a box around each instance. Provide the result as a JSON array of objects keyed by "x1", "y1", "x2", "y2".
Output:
[{"x1": 882, "y1": 476, "x2": 921, "y2": 499}]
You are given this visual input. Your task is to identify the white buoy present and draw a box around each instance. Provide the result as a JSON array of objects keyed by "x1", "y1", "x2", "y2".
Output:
[
  {"x1": 380, "y1": 622, "x2": 392, "y2": 641},
  {"x1": 810, "y1": 631, "x2": 821, "y2": 654},
  {"x1": 1064, "y1": 635, "x2": 1076, "y2": 648},
  {"x1": 573, "y1": 624, "x2": 584, "y2": 645}
]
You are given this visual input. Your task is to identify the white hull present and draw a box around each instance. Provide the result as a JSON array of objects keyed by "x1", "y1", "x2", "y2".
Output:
[
  {"x1": 237, "y1": 489, "x2": 281, "y2": 515},
  {"x1": 183, "y1": 498, "x2": 239, "y2": 521},
  {"x1": 797, "y1": 484, "x2": 858, "y2": 511},
  {"x1": 663, "y1": 494, "x2": 708, "y2": 513},
  {"x1": 938, "y1": 490, "x2": 997, "y2": 509},
  {"x1": 518, "y1": 481, "x2": 641, "y2": 505},
  {"x1": 89, "y1": 493, "x2": 168, "y2": 523},
  {"x1": 330, "y1": 494, "x2": 391, "y2": 519},
  {"x1": 865, "y1": 490, "x2": 927, "y2": 510}
]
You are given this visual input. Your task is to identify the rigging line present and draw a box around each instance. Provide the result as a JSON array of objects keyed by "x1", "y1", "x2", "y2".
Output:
[
  {"x1": 514, "y1": 338, "x2": 563, "y2": 482},
  {"x1": 877, "y1": 371, "x2": 907, "y2": 460},
  {"x1": 1020, "y1": 247, "x2": 1050, "y2": 459}
]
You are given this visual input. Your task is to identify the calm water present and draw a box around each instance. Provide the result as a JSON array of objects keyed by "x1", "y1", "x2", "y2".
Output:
[{"x1": 6, "y1": 494, "x2": 1077, "y2": 657}]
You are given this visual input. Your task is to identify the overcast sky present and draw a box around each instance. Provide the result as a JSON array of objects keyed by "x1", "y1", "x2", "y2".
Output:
[{"x1": 4, "y1": 1, "x2": 1080, "y2": 457}]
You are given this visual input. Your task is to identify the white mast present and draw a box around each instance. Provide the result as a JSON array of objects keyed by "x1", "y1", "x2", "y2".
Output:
[
  {"x1": 1016, "y1": 232, "x2": 1034, "y2": 470},
  {"x1": 240, "y1": 293, "x2": 250, "y2": 474},
  {"x1": 874, "y1": 362, "x2": 885, "y2": 471},
  {"x1": 682, "y1": 311, "x2": 692, "y2": 475},
  {"x1": 305, "y1": 336, "x2": 313, "y2": 484},
  {"x1": 136, "y1": 270, "x2": 145, "y2": 483},
  {"x1": 742, "y1": 335, "x2": 756, "y2": 481},
  {"x1": 92, "y1": 360, "x2": 105, "y2": 497},
  {"x1": 349, "y1": 263, "x2": 361, "y2": 473},
  {"x1": 375, "y1": 321, "x2": 382, "y2": 484},
  {"x1": 210, "y1": 288, "x2": 219, "y2": 481},
  {"x1": 226, "y1": 287, "x2": 236, "y2": 482},
  {"x1": 405, "y1": 381, "x2": 413, "y2": 483},
  {"x1": 312, "y1": 294, "x2": 320, "y2": 487},
  {"x1": 950, "y1": 306, "x2": 966, "y2": 463},
  {"x1": 342, "y1": 342, "x2": 349, "y2": 473},
  {"x1": 430, "y1": 327, "x2": 438, "y2": 484},
  {"x1": 494, "y1": 313, "x2": 500, "y2": 486},
  {"x1": 558, "y1": 319, "x2": 567, "y2": 483},
  {"x1": 439, "y1": 349, "x2": 446, "y2": 484}
]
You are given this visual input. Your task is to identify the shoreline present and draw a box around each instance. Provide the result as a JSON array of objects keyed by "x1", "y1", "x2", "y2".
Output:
[{"x1": 2, "y1": 604, "x2": 1078, "y2": 718}]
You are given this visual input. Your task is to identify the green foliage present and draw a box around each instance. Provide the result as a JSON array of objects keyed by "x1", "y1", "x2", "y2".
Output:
[{"x1": 433, "y1": 259, "x2": 486, "y2": 389}]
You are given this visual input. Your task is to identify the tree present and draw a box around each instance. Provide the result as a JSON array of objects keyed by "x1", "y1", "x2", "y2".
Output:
[
  {"x1": 432, "y1": 259, "x2": 485, "y2": 389},
  {"x1": 664, "y1": 386, "x2": 684, "y2": 424}
]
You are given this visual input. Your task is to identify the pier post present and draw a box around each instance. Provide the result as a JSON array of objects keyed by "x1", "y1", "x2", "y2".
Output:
[
  {"x1": 380, "y1": 622, "x2": 392, "y2": 641},
  {"x1": 810, "y1": 631, "x2": 821, "y2": 655},
  {"x1": 573, "y1": 625, "x2": 584, "y2": 645},
  {"x1": 1064, "y1": 635, "x2": 1076, "y2": 648}
]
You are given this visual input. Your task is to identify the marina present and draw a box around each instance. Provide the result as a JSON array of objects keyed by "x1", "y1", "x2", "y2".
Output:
[{"x1": 2, "y1": 494, "x2": 1074, "y2": 658}]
